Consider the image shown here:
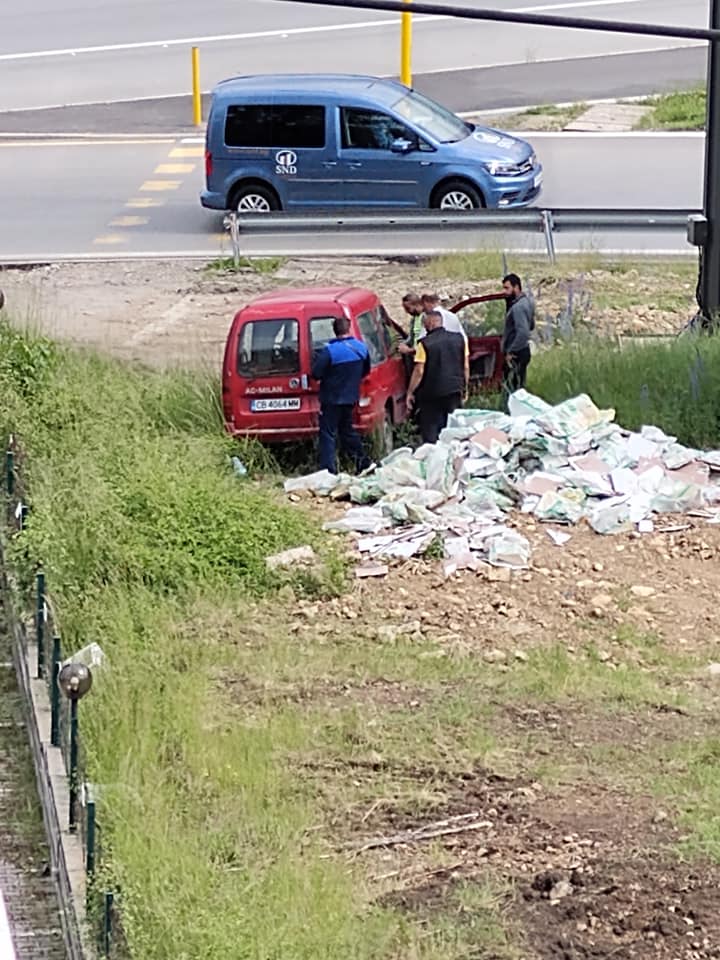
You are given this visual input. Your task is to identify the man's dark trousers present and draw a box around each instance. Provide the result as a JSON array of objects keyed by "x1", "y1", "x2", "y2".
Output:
[
  {"x1": 418, "y1": 392, "x2": 462, "y2": 444},
  {"x1": 318, "y1": 403, "x2": 371, "y2": 474},
  {"x1": 503, "y1": 346, "x2": 531, "y2": 398}
]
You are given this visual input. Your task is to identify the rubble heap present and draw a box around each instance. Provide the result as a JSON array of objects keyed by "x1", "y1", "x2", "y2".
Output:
[{"x1": 284, "y1": 391, "x2": 720, "y2": 571}]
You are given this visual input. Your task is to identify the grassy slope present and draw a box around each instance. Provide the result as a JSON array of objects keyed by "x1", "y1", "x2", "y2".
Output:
[{"x1": 4, "y1": 317, "x2": 720, "y2": 957}]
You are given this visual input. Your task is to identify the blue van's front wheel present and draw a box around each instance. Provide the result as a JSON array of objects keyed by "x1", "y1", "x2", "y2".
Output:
[
  {"x1": 432, "y1": 179, "x2": 484, "y2": 211},
  {"x1": 230, "y1": 182, "x2": 281, "y2": 213}
]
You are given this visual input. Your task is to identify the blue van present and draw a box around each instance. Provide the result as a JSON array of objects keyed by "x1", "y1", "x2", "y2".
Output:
[{"x1": 201, "y1": 74, "x2": 542, "y2": 213}]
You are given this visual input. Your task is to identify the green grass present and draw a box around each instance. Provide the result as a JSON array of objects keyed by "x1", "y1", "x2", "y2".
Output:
[
  {"x1": 636, "y1": 86, "x2": 706, "y2": 130},
  {"x1": 205, "y1": 255, "x2": 285, "y2": 274},
  {"x1": 528, "y1": 334, "x2": 720, "y2": 448}
]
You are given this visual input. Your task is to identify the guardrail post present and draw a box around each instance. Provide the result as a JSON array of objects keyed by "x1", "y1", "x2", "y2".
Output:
[
  {"x1": 541, "y1": 209, "x2": 556, "y2": 264},
  {"x1": 225, "y1": 212, "x2": 241, "y2": 268},
  {"x1": 36, "y1": 571, "x2": 46, "y2": 678},
  {"x1": 51, "y1": 636, "x2": 61, "y2": 746},
  {"x1": 20, "y1": 504, "x2": 29, "y2": 531}
]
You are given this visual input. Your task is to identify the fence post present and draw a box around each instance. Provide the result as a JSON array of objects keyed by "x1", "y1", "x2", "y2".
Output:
[
  {"x1": 86, "y1": 785, "x2": 96, "y2": 877},
  {"x1": 51, "y1": 636, "x2": 61, "y2": 747},
  {"x1": 103, "y1": 892, "x2": 114, "y2": 957},
  {"x1": 4, "y1": 448, "x2": 13, "y2": 497},
  {"x1": 36, "y1": 571, "x2": 46, "y2": 678}
]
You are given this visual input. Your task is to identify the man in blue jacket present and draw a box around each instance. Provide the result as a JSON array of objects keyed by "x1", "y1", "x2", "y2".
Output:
[{"x1": 311, "y1": 316, "x2": 372, "y2": 474}]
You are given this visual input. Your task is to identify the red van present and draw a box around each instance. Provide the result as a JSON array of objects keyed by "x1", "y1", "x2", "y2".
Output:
[
  {"x1": 222, "y1": 286, "x2": 509, "y2": 446},
  {"x1": 222, "y1": 286, "x2": 408, "y2": 446}
]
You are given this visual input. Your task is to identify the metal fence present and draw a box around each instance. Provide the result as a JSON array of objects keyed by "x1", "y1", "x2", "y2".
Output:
[
  {"x1": 225, "y1": 207, "x2": 701, "y2": 263},
  {"x1": 2, "y1": 438, "x2": 126, "y2": 959}
]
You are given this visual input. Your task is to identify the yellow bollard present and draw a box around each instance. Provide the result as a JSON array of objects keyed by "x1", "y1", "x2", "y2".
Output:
[
  {"x1": 400, "y1": 0, "x2": 412, "y2": 87},
  {"x1": 191, "y1": 46, "x2": 202, "y2": 126}
]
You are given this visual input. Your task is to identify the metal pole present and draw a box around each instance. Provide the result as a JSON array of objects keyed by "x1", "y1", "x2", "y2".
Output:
[
  {"x1": 400, "y1": 0, "x2": 412, "y2": 86},
  {"x1": 69, "y1": 698, "x2": 78, "y2": 832},
  {"x1": 279, "y1": 0, "x2": 720, "y2": 43},
  {"x1": 86, "y1": 789, "x2": 96, "y2": 876},
  {"x1": 191, "y1": 47, "x2": 202, "y2": 126},
  {"x1": 50, "y1": 637, "x2": 61, "y2": 747},
  {"x1": 700, "y1": 0, "x2": 720, "y2": 322},
  {"x1": 36, "y1": 571, "x2": 46, "y2": 679},
  {"x1": 103, "y1": 892, "x2": 114, "y2": 957}
]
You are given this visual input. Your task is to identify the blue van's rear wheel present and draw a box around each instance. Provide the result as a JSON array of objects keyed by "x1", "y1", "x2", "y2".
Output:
[
  {"x1": 432, "y1": 180, "x2": 484, "y2": 211},
  {"x1": 231, "y1": 183, "x2": 280, "y2": 213}
]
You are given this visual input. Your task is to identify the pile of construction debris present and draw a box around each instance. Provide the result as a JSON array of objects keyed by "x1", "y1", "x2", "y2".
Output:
[{"x1": 284, "y1": 391, "x2": 720, "y2": 574}]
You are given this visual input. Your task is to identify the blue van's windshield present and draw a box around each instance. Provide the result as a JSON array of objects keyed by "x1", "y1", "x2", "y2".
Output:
[{"x1": 392, "y1": 90, "x2": 470, "y2": 144}]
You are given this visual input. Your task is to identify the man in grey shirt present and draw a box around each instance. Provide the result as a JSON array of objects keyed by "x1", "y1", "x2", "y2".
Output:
[{"x1": 501, "y1": 273, "x2": 535, "y2": 400}]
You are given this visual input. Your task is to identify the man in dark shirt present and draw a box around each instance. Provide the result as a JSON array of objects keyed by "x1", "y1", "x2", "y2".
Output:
[
  {"x1": 406, "y1": 310, "x2": 469, "y2": 444},
  {"x1": 311, "y1": 316, "x2": 372, "y2": 473},
  {"x1": 501, "y1": 273, "x2": 535, "y2": 400}
]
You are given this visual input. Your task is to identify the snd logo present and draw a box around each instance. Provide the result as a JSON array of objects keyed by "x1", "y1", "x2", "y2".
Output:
[
  {"x1": 275, "y1": 150, "x2": 297, "y2": 167},
  {"x1": 275, "y1": 150, "x2": 298, "y2": 174}
]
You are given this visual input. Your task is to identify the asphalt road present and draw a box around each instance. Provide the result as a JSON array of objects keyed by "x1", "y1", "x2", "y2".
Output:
[
  {"x1": 0, "y1": 133, "x2": 703, "y2": 262},
  {"x1": 0, "y1": 0, "x2": 707, "y2": 112}
]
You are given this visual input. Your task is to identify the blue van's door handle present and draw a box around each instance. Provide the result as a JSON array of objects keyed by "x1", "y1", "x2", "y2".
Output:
[
  {"x1": 323, "y1": 161, "x2": 338, "y2": 168},
  {"x1": 420, "y1": 161, "x2": 431, "y2": 167},
  {"x1": 349, "y1": 162, "x2": 362, "y2": 169}
]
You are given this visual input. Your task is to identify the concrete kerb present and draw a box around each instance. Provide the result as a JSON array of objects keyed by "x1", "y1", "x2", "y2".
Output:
[{"x1": 0, "y1": 539, "x2": 89, "y2": 960}]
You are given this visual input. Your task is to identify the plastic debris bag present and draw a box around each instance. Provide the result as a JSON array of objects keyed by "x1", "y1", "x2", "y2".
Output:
[
  {"x1": 586, "y1": 496, "x2": 633, "y2": 535},
  {"x1": 535, "y1": 394, "x2": 615, "y2": 440},
  {"x1": 486, "y1": 530, "x2": 531, "y2": 569},
  {"x1": 424, "y1": 443, "x2": 458, "y2": 497},
  {"x1": 323, "y1": 507, "x2": 389, "y2": 534},
  {"x1": 508, "y1": 389, "x2": 552, "y2": 420},
  {"x1": 534, "y1": 487, "x2": 586, "y2": 524},
  {"x1": 284, "y1": 470, "x2": 343, "y2": 495}
]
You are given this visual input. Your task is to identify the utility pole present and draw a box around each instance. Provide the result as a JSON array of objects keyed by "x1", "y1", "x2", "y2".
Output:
[{"x1": 700, "y1": 0, "x2": 720, "y2": 321}]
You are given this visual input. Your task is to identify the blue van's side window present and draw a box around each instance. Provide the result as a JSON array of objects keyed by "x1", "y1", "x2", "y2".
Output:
[
  {"x1": 225, "y1": 105, "x2": 326, "y2": 149},
  {"x1": 340, "y1": 108, "x2": 412, "y2": 151}
]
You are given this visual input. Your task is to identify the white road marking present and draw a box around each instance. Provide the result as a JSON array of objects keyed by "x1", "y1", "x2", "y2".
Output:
[
  {"x1": 0, "y1": 247, "x2": 696, "y2": 265},
  {"x1": 418, "y1": 40, "x2": 704, "y2": 77},
  {"x1": 0, "y1": 0, "x2": 658, "y2": 62}
]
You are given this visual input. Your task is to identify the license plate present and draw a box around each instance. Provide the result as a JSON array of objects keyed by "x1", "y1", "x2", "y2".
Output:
[
  {"x1": 251, "y1": 398, "x2": 301, "y2": 412},
  {"x1": 533, "y1": 172, "x2": 543, "y2": 188}
]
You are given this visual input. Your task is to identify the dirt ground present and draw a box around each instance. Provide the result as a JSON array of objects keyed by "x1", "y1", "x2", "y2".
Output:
[
  {"x1": 0, "y1": 256, "x2": 698, "y2": 371},
  {"x1": 253, "y1": 501, "x2": 720, "y2": 959}
]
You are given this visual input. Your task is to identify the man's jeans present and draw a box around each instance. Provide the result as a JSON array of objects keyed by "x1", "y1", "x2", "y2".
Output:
[
  {"x1": 502, "y1": 346, "x2": 531, "y2": 405},
  {"x1": 318, "y1": 403, "x2": 371, "y2": 474},
  {"x1": 418, "y1": 392, "x2": 462, "y2": 445}
]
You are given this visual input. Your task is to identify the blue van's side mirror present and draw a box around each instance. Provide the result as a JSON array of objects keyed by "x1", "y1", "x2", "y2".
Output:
[{"x1": 390, "y1": 138, "x2": 414, "y2": 154}]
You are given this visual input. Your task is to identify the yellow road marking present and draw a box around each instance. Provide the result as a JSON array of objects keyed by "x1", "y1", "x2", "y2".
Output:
[
  {"x1": 93, "y1": 234, "x2": 127, "y2": 245},
  {"x1": 139, "y1": 180, "x2": 181, "y2": 191},
  {"x1": 169, "y1": 147, "x2": 204, "y2": 158},
  {"x1": 109, "y1": 215, "x2": 149, "y2": 227},
  {"x1": 126, "y1": 197, "x2": 164, "y2": 208},
  {"x1": 154, "y1": 163, "x2": 195, "y2": 174}
]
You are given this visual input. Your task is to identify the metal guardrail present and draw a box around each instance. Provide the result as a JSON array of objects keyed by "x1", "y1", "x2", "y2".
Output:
[{"x1": 225, "y1": 208, "x2": 701, "y2": 263}]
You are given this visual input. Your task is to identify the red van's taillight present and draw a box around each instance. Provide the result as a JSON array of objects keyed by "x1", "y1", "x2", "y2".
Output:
[{"x1": 205, "y1": 149, "x2": 213, "y2": 179}]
